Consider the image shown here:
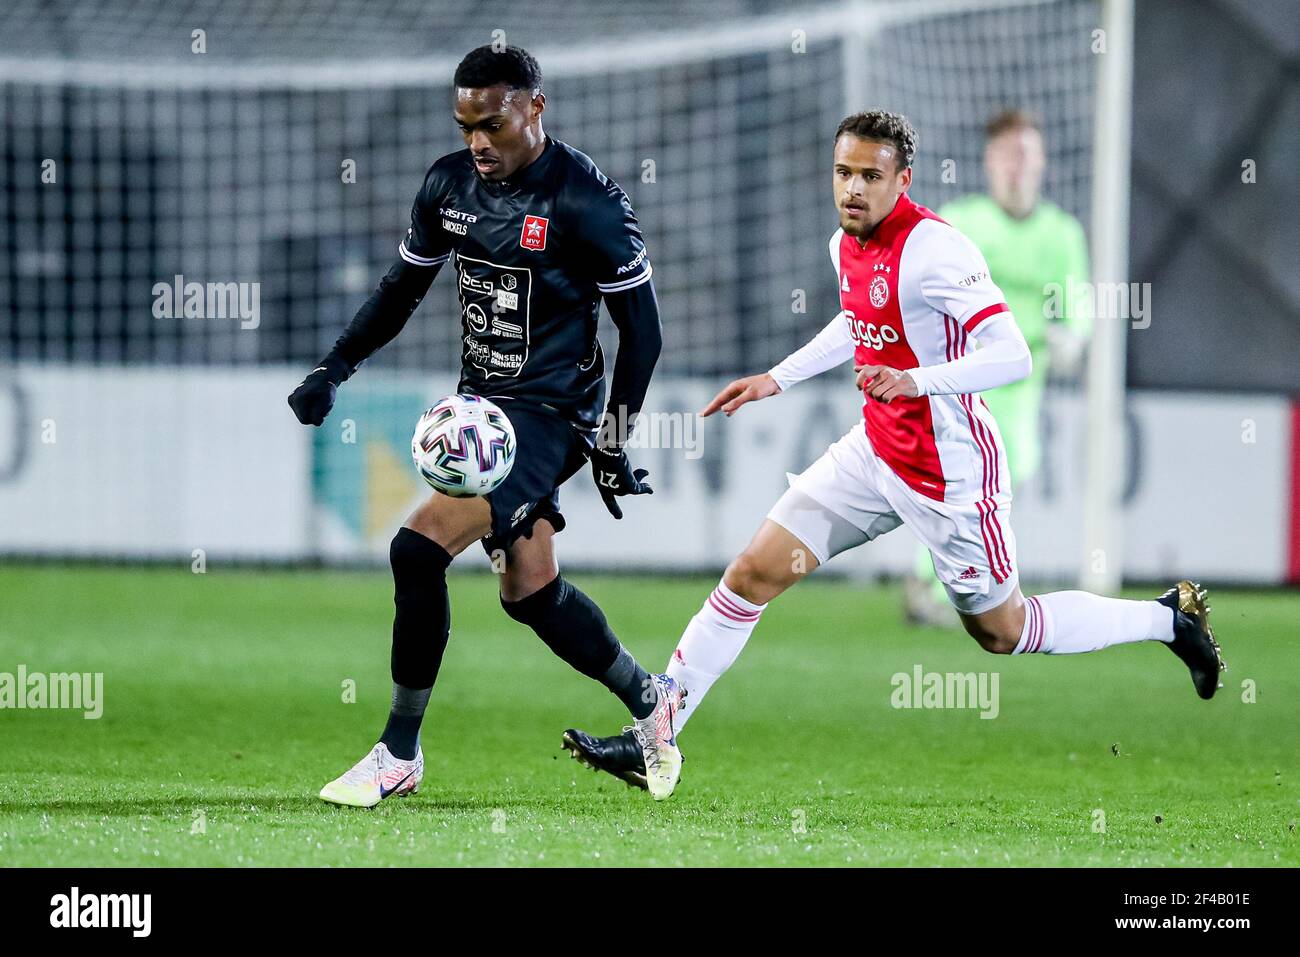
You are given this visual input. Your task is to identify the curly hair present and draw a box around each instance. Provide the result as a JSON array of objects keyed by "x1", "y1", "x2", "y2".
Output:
[
  {"x1": 834, "y1": 111, "x2": 918, "y2": 170},
  {"x1": 453, "y1": 45, "x2": 543, "y2": 94}
]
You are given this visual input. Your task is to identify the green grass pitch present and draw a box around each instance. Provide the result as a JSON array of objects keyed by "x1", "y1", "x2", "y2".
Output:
[{"x1": 0, "y1": 562, "x2": 1296, "y2": 867}]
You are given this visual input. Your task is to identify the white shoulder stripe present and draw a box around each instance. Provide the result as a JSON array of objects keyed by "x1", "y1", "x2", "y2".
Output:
[
  {"x1": 597, "y1": 264, "x2": 653, "y2": 293},
  {"x1": 397, "y1": 241, "x2": 450, "y2": 267},
  {"x1": 828, "y1": 228, "x2": 843, "y2": 277}
]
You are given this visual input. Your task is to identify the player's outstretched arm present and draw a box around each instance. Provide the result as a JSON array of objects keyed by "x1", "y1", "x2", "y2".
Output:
[
  {"x1": 704, "y1": 309, "x2": 855, "y2": 417},
  {"x1": 768, "y1": 310, "x2": 855, "y2": 390},
  {"x1": 287, "y1": 257, "x2": 440, "y2": 426},
  {"x1": 701, "y1": 373, "x2": 782, "y2": 417}
]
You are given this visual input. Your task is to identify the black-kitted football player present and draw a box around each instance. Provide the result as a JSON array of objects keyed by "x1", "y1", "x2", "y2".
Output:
[{"x1": 289, "y1": 46, "x2": 684, "y2": 804}]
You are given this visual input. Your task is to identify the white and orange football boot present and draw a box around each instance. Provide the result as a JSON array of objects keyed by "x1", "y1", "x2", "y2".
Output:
[{"x1": 319, "y1": 742, "x2": 423, "y2": 808}]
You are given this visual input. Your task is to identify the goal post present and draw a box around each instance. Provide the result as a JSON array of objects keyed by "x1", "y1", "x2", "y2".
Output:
[{"x1": 1080, "y1": 0, "x2": 1134, "y2": 594}]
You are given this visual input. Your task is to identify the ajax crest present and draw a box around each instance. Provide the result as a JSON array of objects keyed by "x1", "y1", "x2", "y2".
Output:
[{"x1": 869, "y1": 275, "x2": 890, "y2": 309}]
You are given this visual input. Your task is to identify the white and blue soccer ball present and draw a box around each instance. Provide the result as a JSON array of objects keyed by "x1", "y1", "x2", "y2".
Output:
[{"x1": 411, "y1": 394, "x2": 516, "y2": 497}]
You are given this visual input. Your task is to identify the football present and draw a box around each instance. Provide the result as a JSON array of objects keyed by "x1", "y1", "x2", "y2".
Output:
[{"x1": 410, "y1": 394, "x2": 516, "y2": 497}]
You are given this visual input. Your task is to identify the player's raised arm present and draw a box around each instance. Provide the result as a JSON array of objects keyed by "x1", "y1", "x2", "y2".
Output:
[{"x1": 287, "y1": 167, "x2": 452, "y2": 426}]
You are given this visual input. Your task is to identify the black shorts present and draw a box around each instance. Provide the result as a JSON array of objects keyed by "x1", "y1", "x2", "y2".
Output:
[{"x1": 480, "y1": 400, "x2": 594, "y2": 555}]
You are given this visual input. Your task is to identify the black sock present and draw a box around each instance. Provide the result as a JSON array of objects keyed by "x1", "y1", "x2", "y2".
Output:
[
  {"x1": 501, "y1": 576, "x2": 655, "y2": 718},
  {"x1": 380, "y1": 528, "x2": 452, "y2": 760},
  {"x1": 603, "y1": 645, "x2": 658, "y2": 719},
  {"x1": 380, "y1": 684, "x2": 431, "y2": 761}
]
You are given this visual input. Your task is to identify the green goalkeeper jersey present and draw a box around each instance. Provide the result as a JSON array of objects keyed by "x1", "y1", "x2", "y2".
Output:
[{"x1": 936, "y1": 194, "x2": 1090, "y2": 482}]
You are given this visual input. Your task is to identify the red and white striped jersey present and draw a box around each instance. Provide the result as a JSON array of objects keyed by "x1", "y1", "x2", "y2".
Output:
[{"x1": 833, "y1": 192, "x2": 1012, "y2": 505}]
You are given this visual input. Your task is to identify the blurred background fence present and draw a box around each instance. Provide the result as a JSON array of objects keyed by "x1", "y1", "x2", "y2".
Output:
[{"x1": 0, "y1": 0, "x2": 1296, "y2": 584}]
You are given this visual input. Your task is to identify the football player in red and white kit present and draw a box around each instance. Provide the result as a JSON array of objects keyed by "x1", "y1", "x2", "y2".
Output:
[{"x1": 561, "y1": 111, "x2": 1224, "y2": 797}]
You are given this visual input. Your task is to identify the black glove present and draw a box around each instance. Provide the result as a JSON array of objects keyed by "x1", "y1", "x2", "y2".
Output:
[
  {"x1": 589, "y1": 446, "x2": 653, "y2": 519},
  {"x1": 287, "y1": 353, "x2": 352, "y2": 426}
]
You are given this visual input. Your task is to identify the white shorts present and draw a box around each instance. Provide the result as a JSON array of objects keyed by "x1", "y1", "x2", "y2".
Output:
[{"x1": 767, "y1": 422, "x2": 1018, "y2": 615}]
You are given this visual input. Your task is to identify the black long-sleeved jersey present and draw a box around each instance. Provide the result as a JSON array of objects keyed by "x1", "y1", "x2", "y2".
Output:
[{"x1": 328, "y1": 136, "x2": 662, "y2": 438}]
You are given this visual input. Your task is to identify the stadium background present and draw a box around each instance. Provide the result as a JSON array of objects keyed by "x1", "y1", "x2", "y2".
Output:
[{"x1": 1, "y1": 0, "x2": 1296, "y2": 585}]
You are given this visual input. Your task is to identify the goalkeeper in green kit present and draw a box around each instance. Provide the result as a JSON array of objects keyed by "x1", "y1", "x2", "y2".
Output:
[{"x1": 905, "y1": 109, "x2": 1092, "y2": 626}]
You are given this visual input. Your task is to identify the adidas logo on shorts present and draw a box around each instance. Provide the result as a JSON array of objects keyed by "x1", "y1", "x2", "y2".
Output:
[{"x1": 958, "y1": 566, "x2": 980, "y2": 581}]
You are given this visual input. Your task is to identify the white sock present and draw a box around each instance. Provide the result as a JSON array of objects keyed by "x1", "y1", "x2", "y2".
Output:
[
  {"x1": 665, "y1": 581, "x2": 766, "y2": 733},
  {"x1": 1015, "y1": 591, "x2": 1175, "y2": 655}
]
